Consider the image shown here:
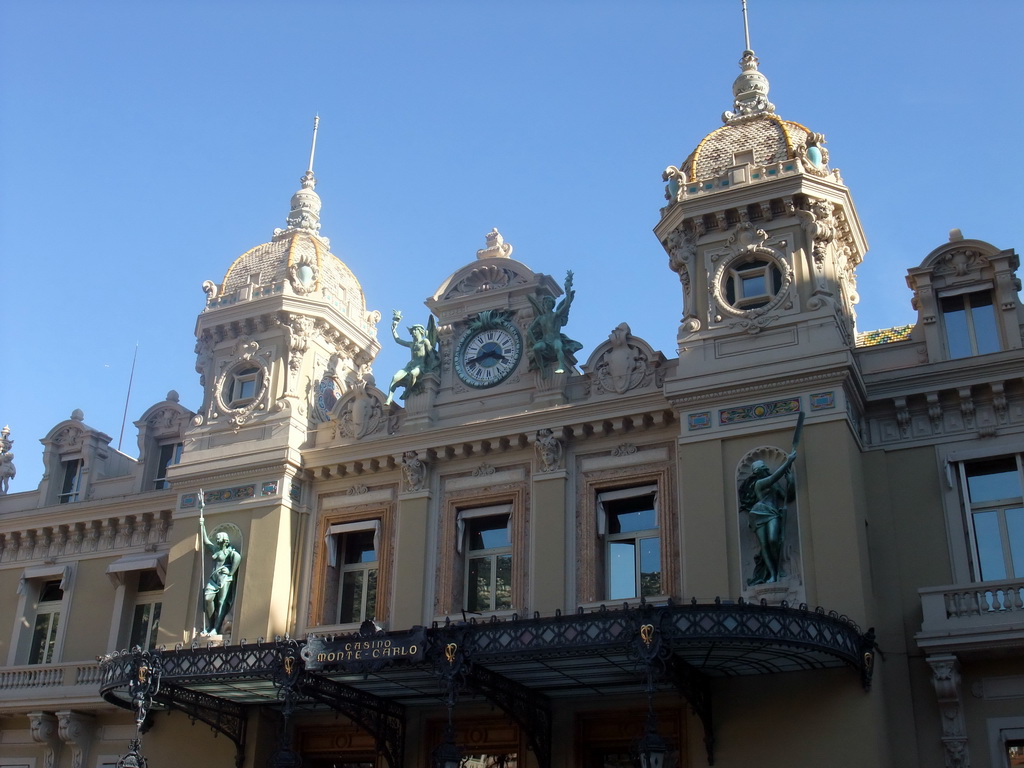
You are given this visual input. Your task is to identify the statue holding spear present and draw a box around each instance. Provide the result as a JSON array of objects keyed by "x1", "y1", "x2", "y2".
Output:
[
  {"x1": 198, "y1": 490, "x2": 242, "y2": 635},
  {"x1": 740, "y1": 412, "x2": 803, "y2": 585}
]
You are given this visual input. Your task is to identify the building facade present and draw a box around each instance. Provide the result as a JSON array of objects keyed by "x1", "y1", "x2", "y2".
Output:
[{"x1": 1, "y1": 41, "x2": 1023, "y2": 768}]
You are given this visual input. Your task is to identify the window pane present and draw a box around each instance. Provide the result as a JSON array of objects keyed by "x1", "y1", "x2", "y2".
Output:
[
  {"x1": 974, "y1": 509, "x2": 1007, "y2": 581},
  {"x1": 741, "y1": 273, "x2": 766, "y2": 297},
  {"x1": 340, "y1": 570, "x2": 365, "y2": 624},
  {"x1": 941, "y1": 295, "x2": 972, "y2": 358},
  {"x1": 467, "y1": 556, "x2": 493, "y2": 612},
  {"x1": 495, "y1": 554, "x2": 512, "y2": 610},
  {"x1": 640, "y1": 537, "x2": 662, "y2": 596},
  {"x1": 137, "y1": 570, "x2": 164, "y2": 593},
  {"x1": 130, "y1": 602, "x2": 161, "y2": 650},
  {"x1": 967, "y1": 458, "x2": 1021, "y2": 502},
  {"x1": 365, "y1": 568, "x2": 378, "y2": 621},
  {"x1": 608, "y1": 540, "x2": 637, "y2": 600},
  {"x1": 1007, "y1": 508, "x2": 1024, "y2": 579},
  {"x1": 39, "y1": 580, "x2": 64, "y2": 602},
  {"x1": 60, "y1": 459, "x2": 82, "y2": 502},
  {"x1": 607, "y1": 494, "x2": 656, "y2": 533},
  {"x1": 469, "y1": 516, "x2": 510, "y2": 550},
  {"x1": 969, "y1": 293, "x2": 1000, "y2": 354},
  {"x1": 343, "y1": 530, "x2": 377, "y2": 564},
  {"x1": 611, "y1": 507, "x2": 656, "y2": 534},
  {"x1": 29, "y1": 611, "x2": 58, "y2": 664}
]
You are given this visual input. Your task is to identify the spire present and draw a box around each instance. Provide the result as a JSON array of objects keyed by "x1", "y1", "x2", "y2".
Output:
[
  {"x1": 280, "y1": 115, "x2": 323, "y2": 236},
  {"x1": 722, "y1": 1, "x2": 775, "y2": 124}
]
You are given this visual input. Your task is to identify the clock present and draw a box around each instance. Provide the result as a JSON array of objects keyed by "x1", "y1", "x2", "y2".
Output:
[{"x1": 455, "y1": 315, "x2": 523, "y2": 388}]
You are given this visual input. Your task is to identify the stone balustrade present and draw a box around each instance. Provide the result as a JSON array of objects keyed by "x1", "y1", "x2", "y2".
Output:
[
  {"x1": 918, "y1": 578, "x2": 1024, "y2": 653},
  {"x1": 0, "y1": 662, "x2": 102, "y2": 703}
]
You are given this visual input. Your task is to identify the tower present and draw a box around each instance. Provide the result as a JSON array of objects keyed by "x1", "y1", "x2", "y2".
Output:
[
  {"x1": 173, "y1": 120, "x2": 381, "y2": 641},
  {"x1": 654, "y1": 41, "x2": 868, "y2": 394}
]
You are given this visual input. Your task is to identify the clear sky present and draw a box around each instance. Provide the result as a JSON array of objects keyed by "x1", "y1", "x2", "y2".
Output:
[{"x1": 2, "y1": 1, "x2": 1021, "y2": 493}]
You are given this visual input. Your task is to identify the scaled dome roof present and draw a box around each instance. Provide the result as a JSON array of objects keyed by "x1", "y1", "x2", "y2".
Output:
[
  {"x1": 685, "y1": 114, "x2": 819, "y2": 183},
  {"x1": 214, "y1": 167, "x2": 368, "y2": 317}
]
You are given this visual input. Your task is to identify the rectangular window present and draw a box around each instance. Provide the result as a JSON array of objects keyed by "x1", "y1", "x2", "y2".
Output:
[
  {"x1": 962, "y1": 455, "x2": 1024, "y2": 581},
  {"x1": 599, "y1": 487, "x2": 661, "y2": 600},
  {"x1": 128, "y1": 570, "x2": 163, "y2": 649},
  {"x1": 28, "y1": 580, "x2": 63, "y2": 664},
  {"x1": 153, "y1": 442, "x2": 183, "y2": 490},
  {"x1": 323, "y1": 521, "x2": 379, "y2": 626},
  {"x1": 941, "y1": 290, "x2": 1000, "y2": 358},
  {"x1": 458, "y1": 507, "x2": 513, "y2": 613},
  {"x1": 59, "y1": 459, "x2": 83, "y2": 503}
]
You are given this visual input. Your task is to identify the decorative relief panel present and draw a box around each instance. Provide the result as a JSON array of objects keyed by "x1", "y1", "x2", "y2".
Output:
[
  {"x1": 585, "y1": 324, "x2": 665, "y2": 396},
  {"x1": 708, "y1": 222, "x2": 793, "y2": 334}
]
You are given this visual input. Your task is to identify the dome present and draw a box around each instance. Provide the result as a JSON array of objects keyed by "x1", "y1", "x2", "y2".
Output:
[
  {"x1": 662, "y1": 49, "x2": 831, "y2": 202},
  {"x1": 219, "y1": 230, "x2": 367, "y2": 315},
  {"x1": 685, "y1": 115, "x2": 821, "y2": 184}
]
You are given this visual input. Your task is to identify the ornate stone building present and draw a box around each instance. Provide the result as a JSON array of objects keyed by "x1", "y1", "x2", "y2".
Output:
[{"x1": 1, "y1": 39, "x2": 1022, "y2": 768}]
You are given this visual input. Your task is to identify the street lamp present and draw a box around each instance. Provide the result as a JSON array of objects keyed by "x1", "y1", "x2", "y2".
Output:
[
  {"x1": 432, "y1": 722, "x2": 463, "y2": 768},
  {"x1": 636, "y1": 710, "x2": 669, "y2": 768},
  {"x1": 433, "y1": 641, "x2": 463, "y2": 768}
]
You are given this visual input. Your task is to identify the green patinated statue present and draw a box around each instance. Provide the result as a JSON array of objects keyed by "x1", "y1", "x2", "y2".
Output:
[
  {"x1": 527, "y1": 271, "x2": 583, "y2": 377},
  {"x1": 385, "y1": 311, "x2": 439, "y2": 405},
  {"x1": 199, "y1": 518, "x2": 241, "y2": 635},
  {"x1": 740, "y1": 414, "x2": 804, "y2": 585}
]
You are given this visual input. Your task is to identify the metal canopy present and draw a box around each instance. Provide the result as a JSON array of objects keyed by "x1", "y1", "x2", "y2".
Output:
[{"x1": 100, "y1": 600, "x2": 875, "y2": 768}]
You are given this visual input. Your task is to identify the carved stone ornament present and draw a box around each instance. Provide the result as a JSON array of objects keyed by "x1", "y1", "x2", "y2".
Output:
[
  {"x1": 794, "y1": 132, "x2": 831, "y2": 176},
  {"x1": 277, "y1": 312, "x2": 317, "y2": 396},
  {"x1": 593, "y1": 323, "x2": 651, "y2": 395},
  {"x1": 796, "y1": 198, "x2": 837, "y2": 266},
  {"x1": 722, "y1": 49, "x2": 775, "y2": 124},
  {"x1": 54, "y1": 424, "x2": 85, "y2": 451},
  {"x1": 57, "y1": 710, "x2": 95, "y2": 768},
  {"x1": 287, "y1": 251, "x2": 320, "y2": 295},
  {"x1": 934, "y1": 248, "x2": 988, "y2": 279},
  {"x1": 476, "y1": 228, "x2": 514, "y2": 259},
  {"x1": 337, "y1": 379, "x2": 386, "y2": 440},
  {"x1": 534, "y1": 429, "x2": 563, "y2": 472},
  {"x1": 665, "y1": 226, "x2": 701, "y2": 333},
  {"x1": 401, "y1": 450, "x2": 428, "y2": 491},
  {"x1": 927, "y1": 655, "x2": 970, "y2": 768},
  {"x1": 209, "y1": 337, "x2": 273, "y2": 428},
  {"x1": 29, "y1": 711, "x2": 62, "y2": 768},
  {"x1": 0, "y1": 425, "x2": 15, "y2": 494},
  {"x1": 710, "y1": 223, "x2": 793, "y2": 333}
]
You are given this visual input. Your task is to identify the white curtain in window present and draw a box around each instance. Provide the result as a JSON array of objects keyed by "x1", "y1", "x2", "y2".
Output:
[
  {"x1": 456, "y1": 504, "x2": 513, "y2": 553},
  {"x1": 325, "y1": 520, "x2": 380, "y2": 567},
  {"x1": 596, "y1": 485, "x2": 658, "y2": 536}
]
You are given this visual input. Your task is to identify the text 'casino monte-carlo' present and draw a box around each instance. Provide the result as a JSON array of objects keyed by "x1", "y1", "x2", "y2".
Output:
[{"x1": 1, "y1": 14, "x2": 1023, "y2": 768}]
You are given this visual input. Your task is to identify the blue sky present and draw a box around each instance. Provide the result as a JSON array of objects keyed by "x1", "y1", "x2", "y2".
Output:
[{"x1": 2, "y1": 1, "x2": 1021, "y2": 493}]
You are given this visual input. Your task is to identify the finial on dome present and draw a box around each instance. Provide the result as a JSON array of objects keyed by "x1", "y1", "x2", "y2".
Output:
[
  {"x1": 278, "y1": 116, "x2": 323, "y2": 236},
  {"x1": 722, "y1": 1, "x2": 775, "y2": 124}
]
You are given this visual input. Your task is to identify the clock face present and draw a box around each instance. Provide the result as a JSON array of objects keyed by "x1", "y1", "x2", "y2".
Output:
[{"x1": 455, "y1": 322, "x2": 523, "y2": 388}]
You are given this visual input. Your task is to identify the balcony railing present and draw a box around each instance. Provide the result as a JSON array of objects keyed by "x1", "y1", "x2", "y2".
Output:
[
  {"x1": 0, "y1": 661, "x2": 102, "y2": 704},
  {"x1": 917, "y1": 578, "x2": 1024, "y2": 653}
]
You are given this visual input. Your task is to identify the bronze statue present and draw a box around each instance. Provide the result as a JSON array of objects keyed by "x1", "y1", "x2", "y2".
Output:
[
  {"x1": 527, "y1": 271, "x2": 583, "y2": 377},
  {"x1": 739, "y1": 413, "x2": 803, "y2": 585},
  {"x1": 199, "y1": 516, "x2": 241, "y2": 635},
  {"x1": 384, "y1": 311, "x2": 439, "y2": 405}
]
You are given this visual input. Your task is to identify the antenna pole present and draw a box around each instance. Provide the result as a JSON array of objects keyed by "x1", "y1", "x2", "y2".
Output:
[
  {"x1": 307, "y1": 115, "x2": 320, "y2": 175},
  {"x1": 741, "y1": 0, "x2": 751, "y2": 51},
  {"x1": 117, "y1": 343, "x2": 139, "y2": 451}
]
